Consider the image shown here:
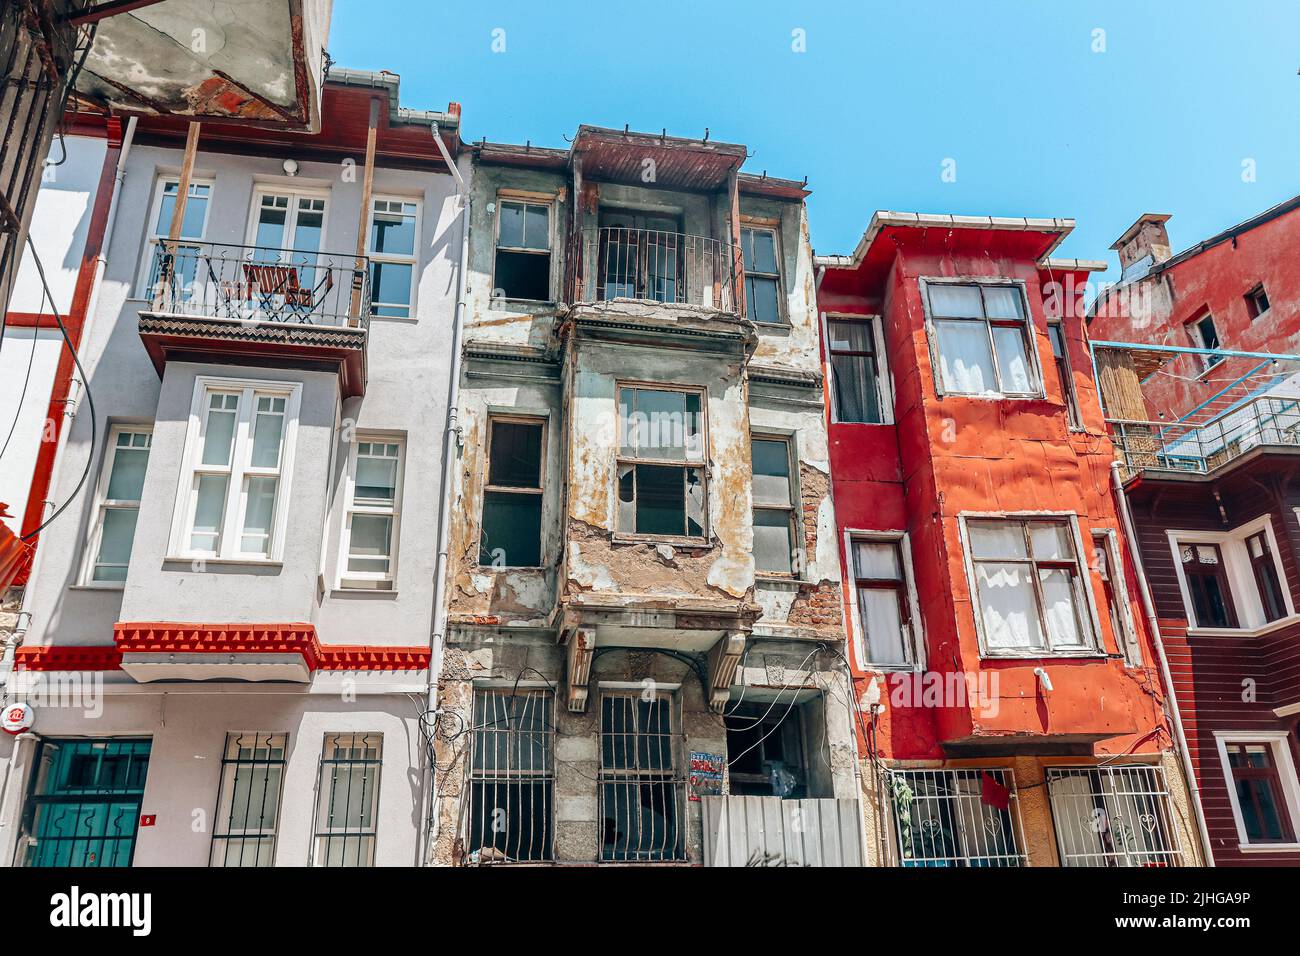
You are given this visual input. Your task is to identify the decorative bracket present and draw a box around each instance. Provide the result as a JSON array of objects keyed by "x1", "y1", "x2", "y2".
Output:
[
  {"x1": 565, "y1": 626, "x2": 596, "y2": 713},
  {"x1": 707, "y1": 631, "x2": 747, "y2": 713}
]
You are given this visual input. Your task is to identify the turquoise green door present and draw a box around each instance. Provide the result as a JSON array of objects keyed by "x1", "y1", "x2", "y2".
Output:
[{"x1": 22, "y1": 739, "x2": 151, "y2": 867}]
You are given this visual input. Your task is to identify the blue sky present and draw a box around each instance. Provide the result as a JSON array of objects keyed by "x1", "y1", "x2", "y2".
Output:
[{"x1": 331, "y1": 1, "x2": 1300, "y2": 284}]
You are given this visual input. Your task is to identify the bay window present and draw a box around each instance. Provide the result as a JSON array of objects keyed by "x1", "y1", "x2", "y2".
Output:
[
  {"x1": 925, "y1": 281, "x2": 1040, "y2": 398},
  {"x1": 1169, "y1": 518, "x2": 1294, "y2": 632},
  {"x1": 964, "y1": 515, "x2": 1098, "y2": 656},
  {"x1": 174, "y1": 378, "x2": 299, "y2": 562},
  {"x1": 616, "y1": 385, "x2": 706, "y2": 539}
]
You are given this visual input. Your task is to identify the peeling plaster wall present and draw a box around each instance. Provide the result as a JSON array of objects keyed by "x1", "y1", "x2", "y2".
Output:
[{"x1": 564, "y1": 341, "x2": 754, "y2": 602}]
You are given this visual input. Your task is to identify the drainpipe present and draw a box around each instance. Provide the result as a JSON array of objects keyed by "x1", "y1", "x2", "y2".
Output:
[
  {"x1": 1111, "y1": 460, "x2": 1215, "y2": 865},
  {"x1": 422, "y1": 125, "x2": 468, "y2": 865},
  {"x1": 0, "y1": 116, "x2": 138, "y2": 690}
]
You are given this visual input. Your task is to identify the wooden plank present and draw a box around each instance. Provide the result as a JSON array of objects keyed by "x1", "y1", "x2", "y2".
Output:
[
  {"x1": 167, "y1": 122, "x2": 201, "y2": 242},
  {"x1": 727, "y1": 169, "x2": 746, "y2": 318},
  {"x1": 350, "y1": 96, "x2": 381, "y2": 322}
]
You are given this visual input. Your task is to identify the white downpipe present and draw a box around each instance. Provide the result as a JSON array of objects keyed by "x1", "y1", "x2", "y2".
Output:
[
  {"x1": 421, "y1": 132, "x2": 469, "y2": 864},
  {"x1": 1110, "y1": 460, "x2": 1215, "y2": 865}
]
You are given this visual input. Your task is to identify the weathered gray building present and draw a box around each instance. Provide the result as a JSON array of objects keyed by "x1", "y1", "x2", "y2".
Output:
[{"x1": 431, "y1": 128, "x2": 861, "y2": 866}]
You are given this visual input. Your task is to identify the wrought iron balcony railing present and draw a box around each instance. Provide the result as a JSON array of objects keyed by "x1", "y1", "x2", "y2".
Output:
[
  {"x1": 1108, "y1": 395, "x2": 1300, "y2": 476},
  {"x1": 593, "y1": 226, "x2": 737, "y2": 312},
  {"x1": 147, "y1": 241, "x2": 371, "y2": 328}
]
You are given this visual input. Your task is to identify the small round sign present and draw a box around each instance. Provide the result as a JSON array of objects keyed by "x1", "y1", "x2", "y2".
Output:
[{"x1": 1, "y1": 701, "x2": 34, "y2": 735}]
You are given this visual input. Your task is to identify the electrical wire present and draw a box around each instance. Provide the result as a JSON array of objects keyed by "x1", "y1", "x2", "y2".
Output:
[
  {"x1": 18, "y1": 233, "x2": 94, "y2": 542},
  {"x1": 0, "y1": 315, "x2": 41, "y2": 464}
]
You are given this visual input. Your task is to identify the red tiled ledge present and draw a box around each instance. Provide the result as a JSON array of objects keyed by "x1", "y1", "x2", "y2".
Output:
[{"x1": 14, "y1": 622, "x2": 431, "y2": 674}]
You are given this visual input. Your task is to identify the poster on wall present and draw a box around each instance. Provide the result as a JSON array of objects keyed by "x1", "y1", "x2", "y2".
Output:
[{"x1": 688, "y1": 751, "x2": 724, "y2": 801}]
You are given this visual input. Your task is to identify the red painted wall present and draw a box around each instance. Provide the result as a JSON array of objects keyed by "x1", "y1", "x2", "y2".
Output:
[
  {"x1": 1089, "y1": 203, "x2": 1300, "y2": 422},
  {"x1": 822, "y1": 227, "x2": 1173, "y2": 762}
]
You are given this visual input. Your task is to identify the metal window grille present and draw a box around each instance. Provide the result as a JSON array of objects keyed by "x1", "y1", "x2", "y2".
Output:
[
  {"x1": 467, "y1": 689, "x2": 555, "y2": 864},
  {"x1": 1047, "y1": 765, "x2": 1184, "y2": 867},
  {"x1": 599, "y1": 692, "x2": 685, "y2": 862},
  {"x1": 20, "y1": 738, "x2": 152, "y2": 868},
  {"x1": 311, "y1": 733, "x2": 383, "y2": 867},
  {"x1": 209, "y1": 732, "x2": 288, "y2": 867},
  {"x1": 890, "y1": 768, "x2": 1027, "y2": 867}
]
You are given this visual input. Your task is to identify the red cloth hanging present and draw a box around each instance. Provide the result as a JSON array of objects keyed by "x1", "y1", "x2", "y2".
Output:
[{"x1": 981, "y1": 771, "x2": 1011, "y2": 810}]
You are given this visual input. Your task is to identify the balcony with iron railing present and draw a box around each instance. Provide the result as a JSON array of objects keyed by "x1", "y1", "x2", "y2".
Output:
[
  {"x1": 137, "y1": 241, "x2": 372, "y2": 397},
  {"x1": 1108, "y1": 395, "x2": 1300, "y2": 478},
  {"x1": 582, "y1": 226, "x2": 740, "y2": 314}
]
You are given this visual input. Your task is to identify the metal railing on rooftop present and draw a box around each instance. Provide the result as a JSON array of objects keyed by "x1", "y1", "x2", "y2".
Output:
[
  {"x1": 1108, "y1": 395, "x2": 1300, "y2": 476},
  {"x1": 593, "y1": 226, "x2": 737, "y2": 312},
  {"x1": 147, "y1": 241, "x2": 371, "y2": 329}
]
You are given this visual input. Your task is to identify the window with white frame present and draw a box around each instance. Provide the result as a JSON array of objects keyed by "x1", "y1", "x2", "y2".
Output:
[
  {"x1": 964, "y1": 516, "x2": 1098, "y2": 656},
  {"x1": 174, "y1": 379, "x2": 299, "y2": 561},
  {"x1": 1215, "y1": 733, "x2": 1300, "y2": 848},
  {"x1": 1046, "y1": 765, "x2": 1183, "y2": 867},
  {"x1": 339, "y1": 437, "x2": 403, "y2": 589},
  {"x1": 850, "y1": 535, "x2": 918, "y2": 669},
  {"x1": 84, "y1": 426, "x2": 152, "y2": 584},
  {"x1": 1048, "y1": 321, "x2": 1083, "y2": 429},
  {"x1": 741, "y1": 225, "x2": 782, "y2": 323},
  {"x1": 891, "y1": 768, "x2": 1025, "y2": 867},
  {"x1": 312, "y1": 732, "x2": 383, "y2": 867},
  {"x1": 368, "y1": 198, "x2": 420, "y2": 317},
  {"x1": 925, "y1": 281, "x2": 1040, "y2": 398},
  {"x1": 493, "y1": 199, "x2": 552, "y2": 301},
  {"x1": 827, "y1": 316, "x2": 886, "y2": 423},
  {"x1": 1092, "y1": 530, "x2": 1141, "y2": 666},
  {"x1": 209, "y1": 732, "x2": 288, "y2": 868},
  {"x1": 752, "y1": 435, "x2": 799, "y2": 575},
  {"x1": 1168, "y1": 517, "x2": 1294, "y2": 632},
  {"x1": 617, "y1": 384, "x2": 706, "y2": 539},
  {"x1": 140, "y1": 177, "x2": 212, "y2": 298}
]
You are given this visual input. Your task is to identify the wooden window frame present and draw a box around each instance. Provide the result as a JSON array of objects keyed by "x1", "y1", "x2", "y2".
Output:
[
  {"x1": 478, "y1": 415, "x2": 547, "y2": 569},
  {"x1": 825, "y1": 313, "x2": 888, "y2": 424},
  {"x1": 492, "y1": 197, "x2": 554, "y2": 304},
  {"x1": 614, "y1": 382, "x2": 708, "y2": 544},
  {"x1": 751, "y1": 433, "x2": 801, "y2": 578},
  {"x1": 1214, "y1": 732, "x2": 1300, "y2": 849},
  {"x1": 919, "y1": 278, "x2": 1044, "y2": 400},
  {"x1": 740, "y1": 224, "x2": 784, "y2": 325},
  {"x1": 1048, "y1": 320, "x2": 1083, "y2": 431}
]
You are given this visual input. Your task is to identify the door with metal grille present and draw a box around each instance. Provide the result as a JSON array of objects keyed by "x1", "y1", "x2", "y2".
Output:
[
  {"x1": 599, "y1": 692, "x2": 685, "y2": 862},
  {"x1": 20, "y1": 739, "x2": 152, "y2": 867},
  {"x1": 467, "y1": 689, "x2": 555, "y2": 863}
]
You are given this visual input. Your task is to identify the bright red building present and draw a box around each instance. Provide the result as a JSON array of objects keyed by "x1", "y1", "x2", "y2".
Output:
[
  {"x1": 817, "y1": 213, "x2": 1205, "y2": 867},
  {"x1": 1089, "y1": 198, "x2": 1300, "y2": 866}
]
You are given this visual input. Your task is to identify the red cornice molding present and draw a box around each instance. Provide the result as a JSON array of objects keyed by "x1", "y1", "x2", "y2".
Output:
[
  {"x1": 15, "y1": 645, "x2": 123, "y2": 671},
  {"x1": 17, "y1": 626, "x2": 431, "y2": 675},
  {"x1": 319, "y1": 646, "x2": 432, "y2": 671}
]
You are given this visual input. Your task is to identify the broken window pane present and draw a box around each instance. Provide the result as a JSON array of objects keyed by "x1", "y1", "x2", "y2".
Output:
[
  {"x1": 479, "y1": 491, "x2": 542, "y2": 567},
  {"x1": 634, "y1": 464, "x2": 684, "y2": 536}
]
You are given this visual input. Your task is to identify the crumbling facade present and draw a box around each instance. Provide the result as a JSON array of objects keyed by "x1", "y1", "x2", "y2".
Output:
[
  {"x1": 431, "y1": 128, "x2": 860, "y2": 866},
  {"x1": 1091, "y1": 199, "x2": 1300, "y2": 865},
  {"x1": 817, "y1": 214, "x2": 1205, "y2": 866}
]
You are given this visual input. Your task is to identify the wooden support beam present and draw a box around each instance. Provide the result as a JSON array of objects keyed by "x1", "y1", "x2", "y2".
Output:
[
  {"x1": 158, "y1": 120, "x2": 200, "y2": 304},
  {"x1": 727, "y1": 169, "x2": 746, "y2": 318},
  {"x1": 350, "y1": 96, "x2": 381, "y2": 325},
  {"x1": 569, "y1": 151, "x2": 584, "y2": 302}
]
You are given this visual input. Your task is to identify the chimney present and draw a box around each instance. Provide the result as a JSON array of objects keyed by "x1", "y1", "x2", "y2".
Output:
[{"x1": 1111, "y1": 213, "x2": 1172, "y2": 279}]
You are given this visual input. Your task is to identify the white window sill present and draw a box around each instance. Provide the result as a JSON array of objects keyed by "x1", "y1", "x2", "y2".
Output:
[
  {"x1": 755, "y1": 574, "x2": 807, "y2": 586},
  {"x1": 1187, "y1": 614, "x2": 1300, "y2": 638},
  {"x1": 69, "y1": 582, "x2": 125, "y2": 592},
  {"x1": 1236, "y1": 842, "x2": 1300, "y2": 853},
  {"x1": 979, "y1": 649, "x2": 1107, "y2": 661},
  {"x1": 937, "y1": 391, "x2": 1046, "y2": 403},
  {"x1": 330, "y1": 588, "x2": 399, "y2": 599},
  {"x1": 162, "y1": 555, "x2": 283, "y2": 569},
  {"x1": 830, "y1": 419, "x2": 892, "y2": 427}
]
